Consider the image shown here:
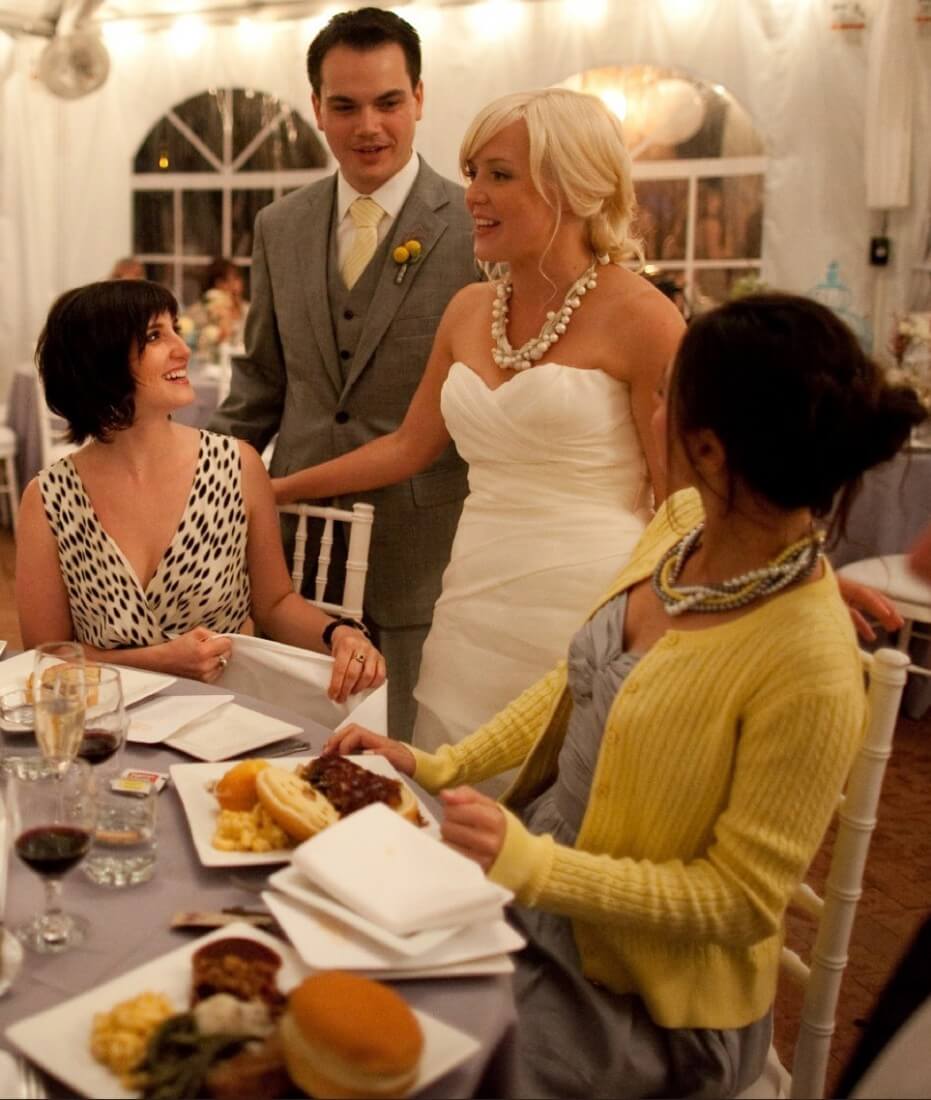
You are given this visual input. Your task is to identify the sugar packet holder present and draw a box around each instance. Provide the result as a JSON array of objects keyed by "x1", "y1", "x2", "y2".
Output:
[{"x1": 110, "y1": 768, "x2": 169, "y2": 796}]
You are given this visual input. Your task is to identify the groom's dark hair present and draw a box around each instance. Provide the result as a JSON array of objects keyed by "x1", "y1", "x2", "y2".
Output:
[{"x1": 306, "y1": 7, "x2": 422, "y2": 95}]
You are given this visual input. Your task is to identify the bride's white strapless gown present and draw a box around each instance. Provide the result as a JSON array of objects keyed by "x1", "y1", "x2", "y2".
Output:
[{"x1": 412, "y1": 361, "x2": 650, "y2": 788}]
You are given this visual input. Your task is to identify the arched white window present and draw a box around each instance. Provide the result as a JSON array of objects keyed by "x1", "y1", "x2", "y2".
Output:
[
  {"x1": 132, "y1": 88, "x2": 330, "y2": 304},
  {"x1": 561, "y1": 64, "x2": 766, "y2": 315}
]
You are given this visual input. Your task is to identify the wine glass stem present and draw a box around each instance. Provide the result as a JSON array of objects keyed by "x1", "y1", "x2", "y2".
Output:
[{"x1": 41, "y1": 878, "x2": 67, "y2": 943}]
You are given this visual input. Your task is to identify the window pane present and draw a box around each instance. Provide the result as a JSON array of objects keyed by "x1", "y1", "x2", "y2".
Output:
[
  {"x1": 134, "y1": 115, "x2": 216, "y2": 173},
  {"x1": 633, "y1": 179, "x2": 688, "y2": 261},
  {"x1": 240, "y1": 108, "x2": 328, "y2": 171},
  {"x1": 133, "y1": 191, "x2": 173, "y2": 254},
  {"x1": 694, "y1": 267, "x2": 761, "y2": 309},
  {"x1": 696, "y1": 176, "x2": 764, "y2": 261},
  {"x1": 143, "y1": 261, "x2": 174, "y2": 291},
  {"x1": 181, "y1": 191, "x2": 222, "y2": 256},
  {"x1": 174, "y1": 90, "x2": 225, "y2": 163},
  {"x1": 232, "y1": 190, "x2": 274, "y2": 258},
  {"x1": 182, "y1": 263, "x2": 209, "y2": 307}
]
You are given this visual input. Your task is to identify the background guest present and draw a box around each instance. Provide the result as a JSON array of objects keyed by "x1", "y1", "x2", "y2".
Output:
[{"x1": 108, "y1": 256, "x2": 145, "y2": 280}]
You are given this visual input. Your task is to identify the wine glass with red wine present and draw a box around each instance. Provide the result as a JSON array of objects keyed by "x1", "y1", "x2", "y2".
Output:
[
  {"x1": 8, "y1": 759, "x2": 96, "y2": 953},
  {"x1": 77, "y1": 667, "x2": 127, "y2": 772}
]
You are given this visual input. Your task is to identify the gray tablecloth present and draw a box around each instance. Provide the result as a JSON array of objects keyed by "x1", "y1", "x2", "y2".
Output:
[
  {"x1": 829, "y1": 447, "x2": 931, "y2": 718},
  {"x1": 0, "y1": 677, "x2": 518, "y2": 1099}
]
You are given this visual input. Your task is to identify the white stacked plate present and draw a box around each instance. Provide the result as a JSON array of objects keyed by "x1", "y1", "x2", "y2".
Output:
[{"x1": 264, "y1": 802, "x2": 524, "y2": 979}]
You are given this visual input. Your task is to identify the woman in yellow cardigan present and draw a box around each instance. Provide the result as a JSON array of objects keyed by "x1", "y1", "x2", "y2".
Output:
[{"x1": 325, "y1": 294, "x2": 926, "y2": 1097}]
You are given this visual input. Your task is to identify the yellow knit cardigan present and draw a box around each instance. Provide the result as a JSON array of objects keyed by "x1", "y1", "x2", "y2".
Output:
[{"x1": 412, "y1": 490, "x2": 866, "y2": 1029}]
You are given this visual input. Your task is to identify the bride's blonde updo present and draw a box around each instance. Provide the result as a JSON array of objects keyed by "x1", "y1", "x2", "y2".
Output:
[{"x1": 459, "y1": 88, "x2": 644, "y2": 269}]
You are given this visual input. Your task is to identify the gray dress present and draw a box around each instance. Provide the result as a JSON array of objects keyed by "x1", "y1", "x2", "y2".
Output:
[{"x1": 509, "y1": 593, "x2": 772, "y2": 1098}]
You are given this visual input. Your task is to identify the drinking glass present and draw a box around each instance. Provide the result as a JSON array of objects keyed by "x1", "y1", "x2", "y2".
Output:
[
  {"x1": 76, "y1": 667, "x2": 128, "y2": 773},
  {"x1": 31, "y1": 642, "x2": 85, "y2": 698},
  {"x1": 33, "y1": 670, "x2": 85, "y2": 772},
  {"x1": 0, "y1": 690, "x2": 40, "y2": 774},
  {"x1": 7, "y1": 759, "x2": 96, "y2": 953}
]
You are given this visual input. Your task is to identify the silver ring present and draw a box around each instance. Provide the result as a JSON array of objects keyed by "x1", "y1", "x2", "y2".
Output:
[
  {"x1": 218, "y1": 654, "x2": 229, "y2": 669},
  {"x1": 353, "y1": 653, "x2": 366, "y2": 664}
]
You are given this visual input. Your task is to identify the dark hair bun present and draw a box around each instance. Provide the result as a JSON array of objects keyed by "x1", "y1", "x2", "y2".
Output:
[{"x1": 671, "y1": 293, "x2": 927, "y2": 518}]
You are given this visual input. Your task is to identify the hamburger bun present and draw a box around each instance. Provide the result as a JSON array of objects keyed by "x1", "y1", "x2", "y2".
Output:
[
  {"x1": 256, "y1": 767, "x2": 338, "y2": 842},
  {"x1": 215, "y1": 758, "x2": 270, "y2": 812},
  {"x1": 280, "y1": 972, "x2": 423, "y2": 1099}
]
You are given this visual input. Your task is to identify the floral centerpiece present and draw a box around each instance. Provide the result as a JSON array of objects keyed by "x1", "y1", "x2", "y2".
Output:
[
  {"x1": 178, "y1": 288, "x2": 237, "y2": 357},
  {"x1": 888, "y1": 311, "x2": 931, "y2": 444}
]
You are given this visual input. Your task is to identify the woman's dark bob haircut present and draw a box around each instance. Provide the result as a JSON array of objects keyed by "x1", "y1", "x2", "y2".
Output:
[
  {"x1": 36, "y1": 279, "x2": 179, "y2": 444},
  {"x1": 669, "y1": 292, "x2": 926, "y2": 528}
]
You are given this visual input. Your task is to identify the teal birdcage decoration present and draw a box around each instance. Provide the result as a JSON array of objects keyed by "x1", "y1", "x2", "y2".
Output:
[{"x1": 807, "y1": 262, "x2": 871, "y2": 350}]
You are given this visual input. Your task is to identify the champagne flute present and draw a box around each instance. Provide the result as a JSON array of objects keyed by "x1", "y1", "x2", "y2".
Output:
[
  {"x1": 75, "y1": 667, "x2": 127, "y2": 772},
  {"x1": 34, "y1": 668, "x2": 85, "y2": 772},
  {"x1": 8, "y1": 759, "x2": 96, "y2": 953}
]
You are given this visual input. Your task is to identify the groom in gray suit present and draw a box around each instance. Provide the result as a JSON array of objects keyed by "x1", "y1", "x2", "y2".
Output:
[{"x1": 209, "y1": 8, "x2": 475, "y2": 740}]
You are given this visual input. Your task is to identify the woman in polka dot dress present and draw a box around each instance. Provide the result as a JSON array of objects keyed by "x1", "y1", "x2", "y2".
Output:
[{"x1": 16, "y1": 279, "x2": 385, "y2": 702}]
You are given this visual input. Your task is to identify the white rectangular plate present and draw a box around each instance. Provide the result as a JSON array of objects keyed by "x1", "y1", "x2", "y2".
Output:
[
  {"x1": 267, "y1": 865, "x2": 465, "y2": 957},
  {"x1": 171, "y1": 755, "x2": 439, "y2": 868},
  {"x1": 264, "y1": 890, "x2": 522, "y2": 977},
  {"x1": 164, "y1": 702, "x2": 302, "y2": 761},
  {"x1": 5, "y1": 923, "x2": 481, "y2": 1100},
  {"x1": 127, "y1": 694, "x2": 233, "y2": 744},
  {"x1": 0, "y1": 651, "x2": 175, "y2": 708}
]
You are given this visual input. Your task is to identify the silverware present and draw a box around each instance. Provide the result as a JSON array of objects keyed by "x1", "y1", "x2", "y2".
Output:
[
  {"x1": 247, "y1": 737, "x2": 310, "y2": 758},
  {"x1": 17, "y1": 1057, "x2": 46, "y2": 1100}
]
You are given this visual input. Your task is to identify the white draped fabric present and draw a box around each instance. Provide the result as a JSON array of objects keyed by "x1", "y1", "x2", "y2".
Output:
[
  {"x1": 865, "y1": 0, "x2": 915, "y2": 210},
  {"x1": 1, "y1": 0, "x2": 930, "y2": 394}
]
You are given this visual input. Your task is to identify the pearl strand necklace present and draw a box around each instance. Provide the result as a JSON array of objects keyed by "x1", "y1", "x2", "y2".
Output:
[
  {"x1": 491, "y1": 259, "x2": 600, "y2": 372},
  {"x1": 652, "y1": 523, "x2": 824, "y2": 616}
]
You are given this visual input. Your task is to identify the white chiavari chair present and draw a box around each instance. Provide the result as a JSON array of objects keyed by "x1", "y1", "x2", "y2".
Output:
[
  {"x1": 738, "y1": 647, "x2": 911, "y2": 1099},
  {"x1": 277, "y1": 502, "x2": 375, "y2": 620}
]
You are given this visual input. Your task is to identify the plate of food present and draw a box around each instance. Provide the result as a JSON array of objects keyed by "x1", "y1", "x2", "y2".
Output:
[
  {"x1": 171, "y1": 754, "x2": 440, "y2": 868},
  {"x1": 5, "y1": 923, "x2": 482, "y2": 1100},
  {"x1": 0, "y1": 651, "x2": 176, "y2": 709}
]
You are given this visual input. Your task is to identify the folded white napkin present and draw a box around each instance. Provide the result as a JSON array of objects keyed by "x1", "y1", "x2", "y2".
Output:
[
  {"x1": 292, "y1": 803, "x2": 511, "y2": 936},
  {"x1": 128, "y1": 694, "x2": 233, "y2": 744}
]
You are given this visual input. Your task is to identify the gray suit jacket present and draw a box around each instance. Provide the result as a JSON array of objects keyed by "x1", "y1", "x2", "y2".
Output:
[{"x1": 209, "y1": 158, "x2": 477, "y2": 629}]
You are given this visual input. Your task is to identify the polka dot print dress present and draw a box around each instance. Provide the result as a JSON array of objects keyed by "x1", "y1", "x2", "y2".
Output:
[{"x1": 38, "y1": 431, "x2": 252, "y2": 649}]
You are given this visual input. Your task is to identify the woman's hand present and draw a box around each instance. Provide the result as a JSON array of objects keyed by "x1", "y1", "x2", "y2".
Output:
[
  {"x1": 159, "y1": 627, "x2": 233, "y2": 682},
  {"x1": 327, "y1": 627, "x2": 386, "y2": 703},
  {"x1": 321, "y1": 724, "x2": 415, "y2": 776},
  {"x1": 439, "y1": 787, "x2": 506, "y2": 872},
  {"x1": 837, "y1": 576, "x2": 904, "y2": 642}
]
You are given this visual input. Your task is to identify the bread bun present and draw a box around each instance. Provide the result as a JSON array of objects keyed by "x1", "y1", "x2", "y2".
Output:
[
  {"x1": 215, "y1": 759, "x2": 270, "y2": 812},
  {"x1": 256, "y1": 768, "x2": 338, "y2": 842},
  {"x1": 26, "y1": 663, "x2": 100, "y2": 706},
  {"x1": 280, "y1": 972, "x2": 423, "y2": 1099}
]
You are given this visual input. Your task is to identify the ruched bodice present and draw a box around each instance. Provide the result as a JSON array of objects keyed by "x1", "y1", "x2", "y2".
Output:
[{"x1": 413, "y1": 361, "x2": 651, "y2": 791}]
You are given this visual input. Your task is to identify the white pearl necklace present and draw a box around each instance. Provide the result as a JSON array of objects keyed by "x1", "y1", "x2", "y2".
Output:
[{"x1": 491, "y1": 260, "x2": 599, "y2": 372}]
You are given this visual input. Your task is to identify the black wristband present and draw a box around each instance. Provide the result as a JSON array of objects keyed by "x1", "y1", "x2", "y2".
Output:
[{"x1": 321, "y1": 617, "x2": 370, "y2": 652}]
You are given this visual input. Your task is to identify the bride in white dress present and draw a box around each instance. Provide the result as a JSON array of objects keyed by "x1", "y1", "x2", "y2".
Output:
[{"x1": 274, "y1": 89, "x2": 684, "y2": 778}]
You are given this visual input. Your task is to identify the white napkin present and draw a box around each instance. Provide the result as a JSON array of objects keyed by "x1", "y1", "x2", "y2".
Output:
[
  {"x1": 292, "y1": 803, "x2": 511, "y2": 936},
  {"x1": 164, "y1": 702, "x2": 302, "y2": 761},
  {"x1": 216, "y1": 634, "x2": 388, "y2": 734},
  {"x1": 127, "y1": 694, "x2": 233, "y2": 744}
]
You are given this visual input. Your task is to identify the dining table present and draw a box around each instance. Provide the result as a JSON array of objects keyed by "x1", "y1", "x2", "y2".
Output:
[{"x1": 0, "y1": 673, "x2": 519, "y2": 1099}]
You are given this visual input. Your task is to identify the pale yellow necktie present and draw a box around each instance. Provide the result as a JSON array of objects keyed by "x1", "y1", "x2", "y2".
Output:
[{"x1": 341, "y1": 196, "x2": 386, "y2": 289}]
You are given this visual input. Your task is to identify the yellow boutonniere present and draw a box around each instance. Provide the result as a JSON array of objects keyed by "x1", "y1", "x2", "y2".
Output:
[{"x1": 393, "y1": 239, "x2": 423, "y2": 284}]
